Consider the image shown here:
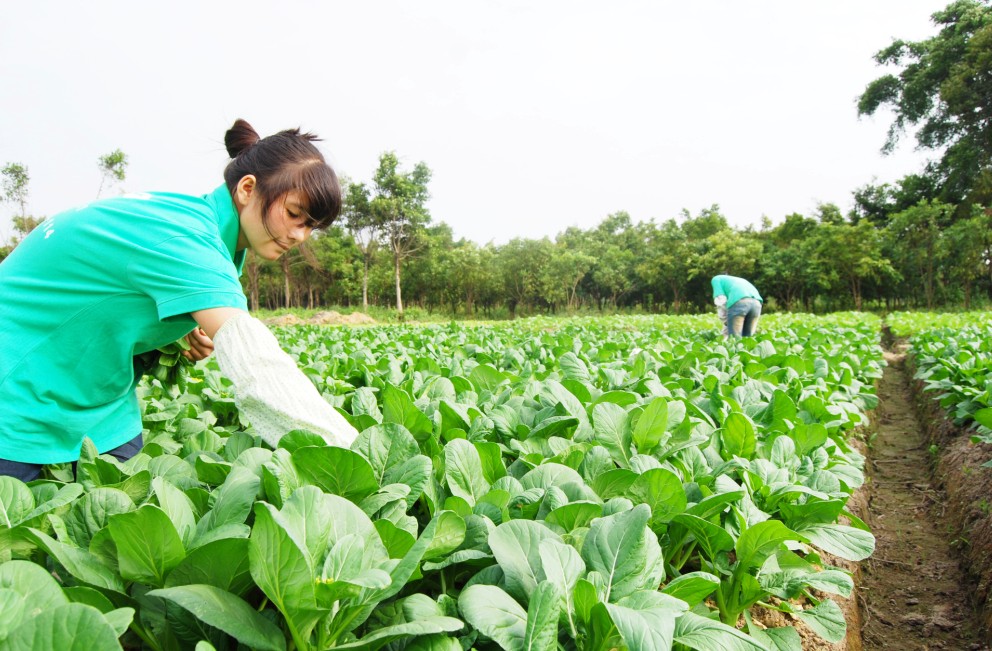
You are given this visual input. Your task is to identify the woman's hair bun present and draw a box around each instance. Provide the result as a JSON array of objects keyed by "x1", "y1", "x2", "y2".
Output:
[{"x1": 224, "y1": 118, "x2": 261, "y2": 158}]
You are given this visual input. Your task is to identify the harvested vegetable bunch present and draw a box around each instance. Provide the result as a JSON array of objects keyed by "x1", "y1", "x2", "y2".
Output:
[{"x1": 133, "y1": 338, "x2": 194, "y2": 391}]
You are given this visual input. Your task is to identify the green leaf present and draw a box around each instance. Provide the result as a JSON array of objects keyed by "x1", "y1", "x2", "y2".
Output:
[
  {"x1": 559, "y1": 352, "x2": 591, "y2": 383},
  {"x1": 405, "y1": 635, "x2": 462, "y2": 651},
  {"x1": 382, "y1": 384, "x2": 434, "y2": 440},
  {"x1": 661, "y1": 572, "x2": 720, "y2": 607},
  {"x1": 0, "y1": 561, "x2": 69, "y2": 625},
  {"x1": 581, "y1": 504, "x2": 664, "y2": 601},
  {"x1": 192, "y1": 470, "x2": 259, "y2": 544},
  {"x1": 670, "y1": 514, "x2": 735, "y2": 562},
  {"x1": 352, "y1": 423, "x2": 419, "y2": 484},
  {"x1": 19, "y1": 483, "x2": 85, "y2": 528},
  {"x1": 736, "y1": 520, "x2": 799, "y2": 572},
  {"x1": 538, "y1": 539, "x2": 585, "y2": 615},
  {"x1": 794, "y1": 599, "x2": 846, "y2": 643},
  {"x1": 1, "y1": 603, "x2": 123, "y2": 651},
  {"x1": 249, "y1": 502, "x2": 323, "y2": 640},
  {"x1": 0, "y1": 477, "x2": 35, "y2": 527},
  {"x1": 62, "y1": 487, "x2": 135, "y2": 550},
  {"x1": 721, "y1": 413, "x2": 756, "y2": 460},
  {"x1": 523, "y1": 581, "x2": 561, "y2": 651},
  {"x1": 107, "y1": 504, "x2": 186, "y2": 587},
  {"x1": 294, "y1": 446, "x2": 379, "y2": 502},
  {"x1": 148, "y1": 584, "x2": 287, "y2": 651},
  {"x1": 444, "y1": 439, "x2": 490, "y2": 506},
  {"x1": 593, "y1": 402, "x2": 633, "y2": 467},
  {"x1": 458, "y1": 584, "x2": 526, "y2": 650},
  {"x1": 632, "y1": 397, "x2": 668, "y2": 452},
  {"x1": 488, "y1": 519, "x2": 561, "y2": 604},
  {"x1": 791, "y1": 423, "x2": 828, "y2": 456},
  {"x1": 974, "y1": 407, "x2": 992, "y2": 430},
  {"x1": 519, "y1": 463, "x2": 585, "y2": 491},
  {"x1": 793, "y1": 523, "x2": 875, "y2": 561},
  {"x1": 22, "y1": 529, "x2": 125, "y2": 592},
  {"x1": 545, "y1": 502, "x2": 602, "y2": 532},
  {"x1": 165, "y1": 537, "x2": 254, "y2": 597},
  {"x1": 469, "y1": 364, "x2": 507, "y2": 393},
  {"x1": 152, "y1": 476, "x2": 197, "y2": 547},
  {"x1": 0, "y1": 588, "x2": 26, "y2": 641},
  {"x1": 626, "y1": 468, "x2": 686, "y2": 526},
  {"x1": 605, "y1": 591, "x2": 687, "y2": 651},
  {"x1": 674, "y1": 610, "x2": 770, "y2": 650},
  {"x1": 423, "y1": 511, "x2": 467, "y2": 561},
  {"x1": 475, "y1": 441, "x2": 507, "y2": 485},
  {"x1": 331, "y1": 617, "x2": 465, "y2": 650}
]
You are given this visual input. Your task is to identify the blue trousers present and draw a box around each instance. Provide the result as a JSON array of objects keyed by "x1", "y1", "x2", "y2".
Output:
[
  {"x1": 0, "y1": 434, "x2": 143, "y2": 482},
  {"x1": 726, "y1": 297, "x2": 762, "y2": 337}
]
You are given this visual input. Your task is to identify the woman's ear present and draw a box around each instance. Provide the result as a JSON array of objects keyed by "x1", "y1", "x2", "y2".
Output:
[{"x1": 234, "y1": 175, "x2": 257, "y2": 209}]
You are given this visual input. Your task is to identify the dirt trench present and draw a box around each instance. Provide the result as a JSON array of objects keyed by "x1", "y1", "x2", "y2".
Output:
[{"x1": 858, "y1": 346, "x2": 990, "y2": 651}]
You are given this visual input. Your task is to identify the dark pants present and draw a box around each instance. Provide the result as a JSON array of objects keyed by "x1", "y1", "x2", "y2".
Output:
[{"x1": 0, "y1": 434, "x2": 143, "y2": 482}]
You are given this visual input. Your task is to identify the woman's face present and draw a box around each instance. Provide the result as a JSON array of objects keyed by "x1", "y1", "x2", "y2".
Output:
[{"x1": 235, "y1": 176, "x2": 313, "y2": 260}]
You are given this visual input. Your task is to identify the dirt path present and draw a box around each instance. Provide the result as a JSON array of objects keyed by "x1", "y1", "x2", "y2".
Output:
[{"x1": 859, "y1": 347, "x2": 989, "y2": 650}]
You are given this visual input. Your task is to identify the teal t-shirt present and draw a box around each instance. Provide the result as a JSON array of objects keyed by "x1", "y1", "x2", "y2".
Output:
[
  {"x1": 711, "y1": 275, "x2": 762, "y2": 309},
  {"x1": 0, "y1": 185, "x2": 248, "y2": 464}
]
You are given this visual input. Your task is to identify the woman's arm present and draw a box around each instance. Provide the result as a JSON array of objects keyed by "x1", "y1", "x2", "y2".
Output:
[{"x1": 190, "y1": 307, "x2": 359, "y2": 448}]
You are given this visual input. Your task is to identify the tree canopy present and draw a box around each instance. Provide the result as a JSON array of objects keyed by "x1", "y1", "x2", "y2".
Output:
[{"x1": 858, "y1": 0, "x2": 992, "y2": 205}]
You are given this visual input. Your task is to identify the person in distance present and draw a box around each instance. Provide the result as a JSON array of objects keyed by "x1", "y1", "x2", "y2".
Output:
[
  {"x1": 711, "y1": 274, "x2": 763, "y2": 337},
  {"x1": 0, "y1": 119, "x2": 358, "y2": 482}
]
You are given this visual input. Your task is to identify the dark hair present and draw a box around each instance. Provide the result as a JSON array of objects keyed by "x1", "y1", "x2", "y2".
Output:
[{"x1": 223, "y1": 119, "x2": 341, "y2": 230}]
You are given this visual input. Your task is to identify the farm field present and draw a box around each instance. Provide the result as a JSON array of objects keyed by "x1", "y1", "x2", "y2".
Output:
[{"x1": 1, "y1": 312, "x2": 991, "y2": 650}]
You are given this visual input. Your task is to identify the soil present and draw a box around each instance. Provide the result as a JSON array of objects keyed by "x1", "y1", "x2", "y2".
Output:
[
  {"x1": 264, "y1": 310, "x2": 377, "y2": 326},
  {"x1": 858, "y1": 343, "x2": 991, "y2": 651}
]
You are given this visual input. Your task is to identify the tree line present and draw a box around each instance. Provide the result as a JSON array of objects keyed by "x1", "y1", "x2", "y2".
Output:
[{"x1": 3, "y1": 0, "x2": 991, "y2": 318}]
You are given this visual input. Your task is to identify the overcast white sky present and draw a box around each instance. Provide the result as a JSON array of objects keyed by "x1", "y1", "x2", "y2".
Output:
[{"x1": 0, "y1": 1, "x2": 948, "y2": 245}]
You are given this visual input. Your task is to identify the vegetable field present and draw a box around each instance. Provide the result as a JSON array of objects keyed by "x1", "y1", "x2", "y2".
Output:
[{"x1": 3, "y1": 312, "x2": 991, "y2": 650}]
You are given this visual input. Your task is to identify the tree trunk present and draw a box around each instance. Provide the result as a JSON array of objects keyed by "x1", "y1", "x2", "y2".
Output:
[
  {"x1": 246, "y1": 250, "x2": 260, "y2": 312},
  {"x1": 394, "y1": 249, "x2": 404, "y2": 317},
  {"x1": 281, "y1": 256, "x2": 292, "y2": 309},
  {"x1": 362, "y1": 254, "x2": 371, "y2": 310}
]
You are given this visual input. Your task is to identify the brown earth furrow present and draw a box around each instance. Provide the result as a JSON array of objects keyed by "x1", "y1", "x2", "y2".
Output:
[{"x1": 859, "y1": 348, "x2": 989, "y2": 651}]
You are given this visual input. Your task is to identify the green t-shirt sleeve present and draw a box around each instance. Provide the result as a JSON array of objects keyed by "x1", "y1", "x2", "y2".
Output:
[
  {"x1": 712, "y1": 276, "x2": 725, "y2": 299},
  {"x1": 126, "y1": 232, "x2": 248, "y2": 321}
]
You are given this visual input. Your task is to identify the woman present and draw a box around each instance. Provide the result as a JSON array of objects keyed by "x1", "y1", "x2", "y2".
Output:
[
  {"x1": 0, "y1": 119, "x2": 358, "y2": 482},
  {"x1": 711, "y1": 274, "x2": 763, "y2": 337}
]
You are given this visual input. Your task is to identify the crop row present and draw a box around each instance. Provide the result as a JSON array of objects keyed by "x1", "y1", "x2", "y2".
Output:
[
  {"x1": 0, "y1": 316, "x2": 882, "y2": 650},
  {"x1": 906, "y1": 318, "x2": 992, "y2": 445}
]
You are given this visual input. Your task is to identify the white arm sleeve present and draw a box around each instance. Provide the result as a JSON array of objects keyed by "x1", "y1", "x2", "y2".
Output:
[
  {"x1": 714, "y1": 295, "x2": 727, "y2": 307},
  {"x1": 213, "y1": 313, "x2": 359, "y2": 449}
]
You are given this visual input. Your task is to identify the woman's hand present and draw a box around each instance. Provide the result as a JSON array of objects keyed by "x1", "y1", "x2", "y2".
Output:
[{"x1": 182, "y1": 327, "x2": 215, "y2": 361}]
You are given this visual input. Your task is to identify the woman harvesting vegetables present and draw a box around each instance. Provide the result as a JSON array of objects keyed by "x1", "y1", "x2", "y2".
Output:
[{"x1": 0, "y1": 119, "x2": 358, "y2": 481}]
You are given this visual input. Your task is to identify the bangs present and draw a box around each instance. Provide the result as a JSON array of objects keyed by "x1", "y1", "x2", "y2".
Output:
[{"x1": 262, "y1": 160, "x2": 341, "y2": 230}]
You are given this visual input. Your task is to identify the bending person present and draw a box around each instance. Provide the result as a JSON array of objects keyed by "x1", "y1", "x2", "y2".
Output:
[
  {"x1": 711, "y1": 274, "x2": 763, "y2": 337},
  {"x1": 0, "y1": 119, "x2": 358, "y2": 482}
]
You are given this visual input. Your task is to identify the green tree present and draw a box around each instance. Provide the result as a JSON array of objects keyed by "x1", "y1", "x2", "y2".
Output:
[
  {"x1": 371, "y1": 152, "x2": 432, "y2": 318},
  {"x1": 940, "y1": 205, "x2": 992, "y2": 306},
  {"x1": 814, "y1": 221, "x2": 897, "y2": 310},
  {"x1": 341, "y1": 181, "x2": 379, "y2": 310},
  {"x1": 584, "y1": 212, "x2": 641, "y2": 309},
  {"x1": 2, "y1": 162, "x2": 29, "y2": 219},
  {"x1": 636, "y1": 219, "x2": 692, "y2": 312},
  {"x1": 849, "y1": 174, "x2": 940, "y2": 225},
  {"x1": 858, "y1": 0, "x2": 992, "y2": 203},
  {"x1": 550, "y1": 246, "x2": 596, "y2": 311},
  {"x1": 498, "y1": 238, "x2": 556, "y2": 316},
  {"x1": 97, "y1": 149, "x2": 128, "y2": 198},
  {"x1": 758, "y1": 213, "x2": 822, "y2": 310},
  {"x1": 884, "y1": 200, "x2": 955, "y2": 307}
]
